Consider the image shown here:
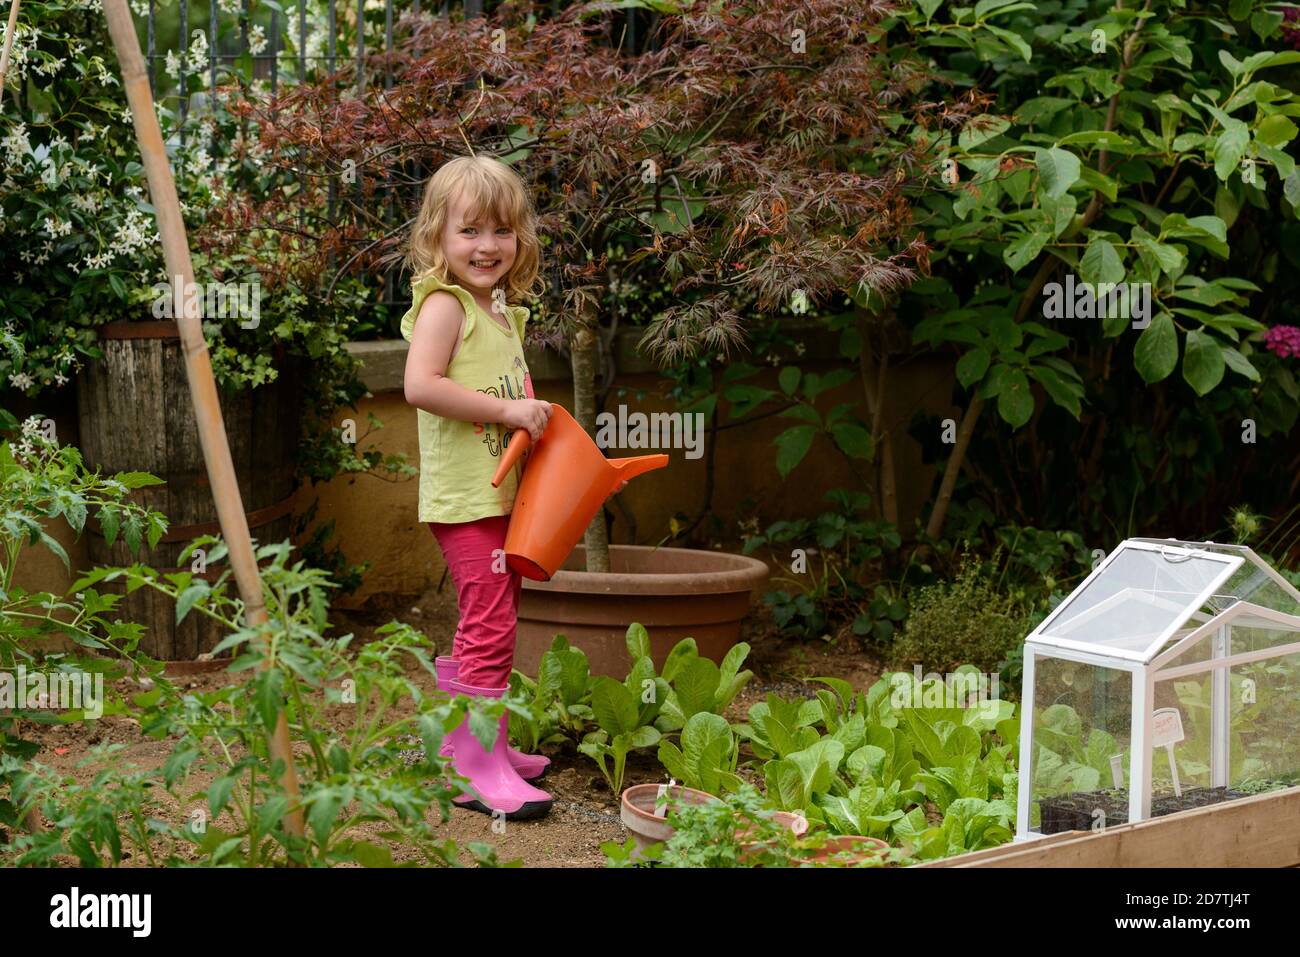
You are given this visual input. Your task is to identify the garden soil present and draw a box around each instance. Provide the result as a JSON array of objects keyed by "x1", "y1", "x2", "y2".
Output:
[{"x1": 19, "y1": 581, "x2": 885, "y2": 867}]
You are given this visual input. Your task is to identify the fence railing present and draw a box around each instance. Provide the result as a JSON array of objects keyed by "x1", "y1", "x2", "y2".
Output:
[{"x1": 144, "y1": 0, "x2": 656, "y2": 126}]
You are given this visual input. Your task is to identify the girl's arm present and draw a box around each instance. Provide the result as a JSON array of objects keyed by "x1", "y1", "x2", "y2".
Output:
[{"x1": 404, "y1": 291, "x2": 552, "y2": 440}]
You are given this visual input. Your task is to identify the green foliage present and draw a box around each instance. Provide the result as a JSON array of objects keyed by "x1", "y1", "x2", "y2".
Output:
[
  {"x1": 656, "y1": 712, "x2": 742, "y2": 796},
  {"x1": 722, "y1": 665, "x2": 1022, "y2": 859},
  {"x1": 887, "y1": 1, "x2": 1300, "y2": 545},
  {"x1": 1031, "y1": 702, "x2": 1121, "y2": 795},
  {"x1": 521, "y1": 625, "x2": 748, "y2": 795},
  {"x1": 529, "y1": 634, "x2": 596, "y2": 739},
  {"x1": 902, "y1": 3, "x2": 1300, "y2": 421},
  {"x1": 577, "y1": 626, "x2": 670, "y2": 794},
  {"x1": 611, "y1": 783, "x2": 903, "y2": 869},
  {"x1": 744, "y1": 488, "x2": 904, "y2": 643},
  {"x1": 0, "y1": 1, "x2": 411, "y2": 555},
  {"x1": 0, "y1": 411, "x2": 163, "y2": 794},
  {"x1": 892, "y1": 797, "x2": 1016, "y2": 860},
  {"x1": 3, "y1": 538, "x2": 502, "y2": 867},
  {"x1": 891, "y1": 554, "x2": 1034, "y2": 673},
  {"x1": 655, "y1": 636, "x2": 753, "y2": 731}
]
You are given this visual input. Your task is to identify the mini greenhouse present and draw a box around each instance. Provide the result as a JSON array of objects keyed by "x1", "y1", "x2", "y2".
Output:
[{"x1": 1016, "y1": 538, "x2": 1300, "y2": 840}]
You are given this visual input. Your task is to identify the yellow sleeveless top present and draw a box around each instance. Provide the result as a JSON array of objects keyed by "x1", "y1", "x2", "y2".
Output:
[{"x1": 399, "y1": 274, "x2": 534, "y2": 523}]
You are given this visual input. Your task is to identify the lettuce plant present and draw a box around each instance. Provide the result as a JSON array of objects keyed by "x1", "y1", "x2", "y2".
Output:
[
  {"x1": 764, "y1": 738, "x2": 846, "y2": 817},
  {"x1": 656, "y1": 638, "x2": 753, "y2": 732},
  {"x1": 533, "y1": 635, "x2": 595, "y2": 739},
  {"x1": 734, "y1": 693, "x2": 823, "y2": 761},
  {"x1": 576, "y1": 625, "x2": 670, "y2": 795},
  {"x1": 893, "y1": 798, "x2": 1015, "y2": 860},
  {"x1": 656, "y1": 712, "x2": 743, "y2": 797}
]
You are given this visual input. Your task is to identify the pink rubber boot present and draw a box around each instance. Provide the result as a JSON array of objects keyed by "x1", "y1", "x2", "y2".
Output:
[
  {"x1": 435, "y1": 656, "x2": 550, "y2": 780},
  {"x1": 445, "y1": 677, "x2": 553, "y2": 820}
]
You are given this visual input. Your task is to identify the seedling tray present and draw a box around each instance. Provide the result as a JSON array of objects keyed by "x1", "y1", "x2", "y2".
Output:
[{"x1": 1039, "y1": 786, "x2": 1248, "y2": 834}]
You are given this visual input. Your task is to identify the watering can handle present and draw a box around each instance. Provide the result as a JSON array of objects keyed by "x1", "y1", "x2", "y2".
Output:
[{"x1": 490, "y1": 429, "x2": 532, "y2": 488}]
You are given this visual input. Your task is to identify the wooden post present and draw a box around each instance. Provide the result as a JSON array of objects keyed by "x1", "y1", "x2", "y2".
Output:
[
  {"x1": 100, "y1": 0, "x2": 305, "y2": 841},
  {"x1": 0, "y1": 0, "x2": 21, "y2": 103}
]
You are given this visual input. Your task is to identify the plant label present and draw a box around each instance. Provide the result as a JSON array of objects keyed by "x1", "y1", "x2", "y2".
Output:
[
  {"x1": 1152, "y1": 708, "x2": 1184, "y2": 748},
  {"x1": 654, "y1": 782, "x2": 674, "y2": 818},
  {"x1": 1153, "y1": 708, "x2": 1184, "y2": 798}
]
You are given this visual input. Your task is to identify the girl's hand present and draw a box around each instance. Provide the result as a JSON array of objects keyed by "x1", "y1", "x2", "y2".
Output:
[{"x1": 501, "y1": 399, "x2": 553, "y2": 443}]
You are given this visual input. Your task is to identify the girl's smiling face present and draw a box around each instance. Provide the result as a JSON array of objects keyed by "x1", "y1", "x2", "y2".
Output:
[{"x1": 443, "y1": 191, "x2": 517, "y2": 298}]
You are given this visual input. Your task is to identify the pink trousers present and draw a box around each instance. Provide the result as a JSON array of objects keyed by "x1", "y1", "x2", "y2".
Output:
[{"x1": 427, "y1": 515, "x2": 521, "y2": 688}]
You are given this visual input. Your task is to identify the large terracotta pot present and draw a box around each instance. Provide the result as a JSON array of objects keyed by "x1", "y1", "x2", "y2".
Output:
[{"x1": 516, "y1": 544, "x2": 769, "y2": 677}]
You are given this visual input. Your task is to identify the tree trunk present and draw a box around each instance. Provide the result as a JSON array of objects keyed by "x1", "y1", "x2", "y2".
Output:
[
  {"x1": 571, "y1": 298, "x2": 610, "y2": 572},
  {"x1": 924, "y1": 393, "x2": 984, "y2": 541},
  {"x1": 856, "y1": 309, "x2": 898, "y2": 526}
]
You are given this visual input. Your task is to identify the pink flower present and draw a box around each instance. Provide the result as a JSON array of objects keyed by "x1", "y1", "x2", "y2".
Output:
[
  {"x1": 1285, "y1": 8, "x2": 1300, "y2": 51},
  {"x1": 1265, "y1": 324, "x2": 1300, "y2": 359}
]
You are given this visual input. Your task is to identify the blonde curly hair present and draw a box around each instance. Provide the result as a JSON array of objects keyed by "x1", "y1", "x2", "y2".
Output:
[{"x1": 404, "y1": 154, "x2": 544, "y2": 306}]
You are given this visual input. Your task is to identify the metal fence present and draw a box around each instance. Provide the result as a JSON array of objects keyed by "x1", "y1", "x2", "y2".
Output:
[
  {"x1": 143, "y1": 0, "x2": 658, "y2": 311},
  {"x1": 145, "y1": 0, "x2": 657, "y2": 130}
]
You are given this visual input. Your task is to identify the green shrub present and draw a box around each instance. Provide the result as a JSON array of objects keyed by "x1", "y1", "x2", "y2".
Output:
[{"x1": 891, "y1": 558, "x2": 1031, "y2": 674}]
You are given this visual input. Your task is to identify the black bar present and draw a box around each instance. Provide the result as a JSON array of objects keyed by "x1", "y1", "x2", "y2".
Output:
[
  {"x1": 179, "y1": 0, "x2": 188, "y2": 147},
  {"x1": 298, "y1": 0, "x2": 306, "y2": 81},
  {"x1": 271, "y1": 10, "x2": 279, "y2": 97},
  {"x1": 328, "y1": 0, "x2": 336, "y2": 70},
  {"x1": 328, "y1": 0, "x2": 337, "y2": 223},
  {"x1": 299, "y1": 0, "x2": 307, "y2": 231},
  {"x1": 385, "y1": 0, "x2": 393, "y2": 92},
  {"x1": 210, "y1": 0, "x2": 218, "y2": 172},
  {"x1": 209, "y1": 0, "x2": 217, "y2": 109},
  {"x1": 240, "y1": 0, "x2": 250, "y2": 99}
]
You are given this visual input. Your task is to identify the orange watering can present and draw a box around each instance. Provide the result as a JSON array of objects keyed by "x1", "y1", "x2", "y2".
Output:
[{"x1": 490, "y1": 404, "x2": 668, "y2": 580}]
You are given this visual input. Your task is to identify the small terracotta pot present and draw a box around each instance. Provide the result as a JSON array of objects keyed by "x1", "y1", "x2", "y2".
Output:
[
  {"x1": 736, "y1": 811, "x2": 810, "y2": 864},
  {"x1": 802, "y1": 834, "x2": 890, "y2": 866},
  {"x1": 736, "y1": 810, "x2": 809, "y2": 843},
  {"x1": 620, "y1": 784, "x2": 720, "y2": 860}
]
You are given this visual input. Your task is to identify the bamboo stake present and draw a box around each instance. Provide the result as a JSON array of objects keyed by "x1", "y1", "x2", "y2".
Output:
[
  {"x1": 0, "y1": 0, "x2": 21, "y2": 103},
  {"x1": 101, "y1": 0, "x2": 305, "y2": 841}
]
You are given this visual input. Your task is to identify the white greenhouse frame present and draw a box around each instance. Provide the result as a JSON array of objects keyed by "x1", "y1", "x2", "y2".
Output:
[{"x1": 1015, "y1": 538, "x2": 1300, "y2": 841}]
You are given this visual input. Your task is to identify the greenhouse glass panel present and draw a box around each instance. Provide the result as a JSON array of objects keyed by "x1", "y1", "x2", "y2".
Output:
[{"x1": 1035, "y1": 542, "x2": 1240, "y2": 658}]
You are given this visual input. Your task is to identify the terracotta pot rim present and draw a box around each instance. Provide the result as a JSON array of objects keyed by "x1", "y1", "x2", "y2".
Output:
[
  {"x1": 523, "y1": 544, "x2": 770, "y2": 596},
  {"x1": 806, "y1": 834, "x2": 891, "y2": 861},
  {"x1": 620, "y1": 783, "x2": 721, "y2": 822}
]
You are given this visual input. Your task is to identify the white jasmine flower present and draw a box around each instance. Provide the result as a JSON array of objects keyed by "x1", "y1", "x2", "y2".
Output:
[{"x1": 248, "y1": 24, "x2": 268, "y2": 56}]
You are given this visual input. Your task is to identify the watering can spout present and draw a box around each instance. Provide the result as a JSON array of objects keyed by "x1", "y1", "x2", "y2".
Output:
[
  {"x1": 491, "y1": 430, "x2": 531, "y2": 488},
  {"x1": 610, "y1": 453, "x2": 669, "y2": 485}
]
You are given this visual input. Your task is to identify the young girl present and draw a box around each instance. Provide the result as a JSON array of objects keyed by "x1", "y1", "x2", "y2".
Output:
[{"x1": 400, "y1": 154, "x2": 556, "y2": 820}]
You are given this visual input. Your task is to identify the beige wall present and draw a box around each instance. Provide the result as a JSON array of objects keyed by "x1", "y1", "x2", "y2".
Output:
[{"x1": 14, "y1": 341, "x2": 957, "y2": 610}]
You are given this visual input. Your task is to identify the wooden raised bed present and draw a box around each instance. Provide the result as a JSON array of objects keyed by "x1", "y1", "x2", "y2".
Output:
[{"x1": 921, "y1": 784, "x2": 1300, "y2": 867}]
